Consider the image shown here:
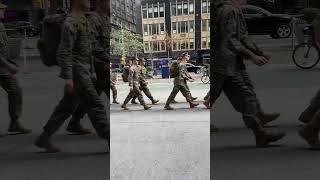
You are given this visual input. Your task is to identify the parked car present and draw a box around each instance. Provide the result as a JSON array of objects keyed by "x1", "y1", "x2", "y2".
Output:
[
  {"x1": 241, "y1": 5, "x2": 292, "y2": 38},
  {"x1": 185, "y1": 63, "x2": 202, "y2": 74},
  {"x1": 15, "y1": 21, "x2": 40, "y2": 37}
]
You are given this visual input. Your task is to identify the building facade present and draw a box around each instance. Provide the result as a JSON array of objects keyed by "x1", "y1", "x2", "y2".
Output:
[
  {"x1": 111, "y1": 0, "x2": 137, "y2": 33},
  {"x1": 141, "y1": 0, "x2": 210, "y2": 63}
]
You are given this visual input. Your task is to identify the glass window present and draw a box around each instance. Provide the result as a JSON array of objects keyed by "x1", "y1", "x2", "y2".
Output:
[
  {"x1": 190, "y1": 39, "x2": 194, "y2": 49},
  {"x1": 153, "y1": 41, "x2": 159, "y2": 51},
  {"x1": 202, "y1": 37, "x2": 207, "y2": 49},
  {"x1": 144, "y1": 42, "x2": 149, "y2": 52},
  {"x1": 148, "y1": 24, "x2": 152, "y2": 35},
  {"x1": 171, "y1": 3, "x2": 176, "y2": 16},
  {"x1": 152, "y1": 24, "x2": 157, "y2": 35},
  {"x1": 183, "y1": 3, "x2": 188, "y2": 15},
  {"x1": 185, "y1": 21, "x2": 188, "y2": 33},
  {"x1": 144, "y1": 24, "x2": 148, "y2": 36},
  {"x1": 142, "y1": 6, "x2": 148, "y2": 19},
  {"x1": 154, "y1": 6, "x2": 158, "y2": 18},
  {"x1": 159, "y1": 5, "x2": 164, "y2": 17},
  {"x1": 180, "y1": 40, "x2": 186, "y2": 50},
  {"x1": 172, "y1": 22, "x2": 177, "y2": 34},
  {"x1": 160, "y1": 23, "x2": 165, "y2": 34},
  {"x1": 177, "y1": 3, "x2": 182, "y2": 16},
  {"x1": 189, "y1": 3, "x2": 194, "y2": 14},
  {"x1": 189, "y1": 21, "x2": 194, "y2": 32},
  {"x1": 148, "y1": 6, "x2": 153, "y2": 18},
  {"x1": 172, "y1": 40, "x2": 177, "y2": 51},
  {"x1": 202, "y1": 19, "x2": 207, "y2": 32},
  {"x1": 160, "y1": 41, "x2": 166, "y2": 51},
  {"x1": 202, "y1": 1, "x2": 208, "y2": 13}
]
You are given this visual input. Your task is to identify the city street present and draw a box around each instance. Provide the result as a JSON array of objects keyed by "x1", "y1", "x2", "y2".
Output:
[
  {"x1": 212, "y1": 35, "x2": 320, "y2": 180},
  {"x1": 111, "y1": 80, "x2": 210, "y2": 180}
]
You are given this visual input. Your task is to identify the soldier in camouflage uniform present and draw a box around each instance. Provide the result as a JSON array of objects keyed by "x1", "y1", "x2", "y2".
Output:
[
  {"x1": 211, "y1": 0, "x2": 285, "y2": 147},
  {"x1": 65, "y1": 0, "x2": 111, "y2": 135},
  {"x1": 35, "y1": 0, "x2": 109, "y2": 153},
  {"x1": 110, "y1": 64, "x2": 119, "y2": 104},
  {"x1": 121, "y1": 58, "x2": 152, "y2": 110},
  {"x1": 164, "y1": 53, "x2": 199, "y2": 110},
  {"x1": 131, "y1": 58, "x2": 159, "y2": 105},
  {"x1": 0, "y1": 3, "x2": 31, "y2": 137}
]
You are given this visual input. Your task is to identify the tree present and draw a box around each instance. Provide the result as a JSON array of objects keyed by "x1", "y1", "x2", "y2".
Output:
[{"x1": 110, "y1": 29, "x2": 144, "y2": 58}]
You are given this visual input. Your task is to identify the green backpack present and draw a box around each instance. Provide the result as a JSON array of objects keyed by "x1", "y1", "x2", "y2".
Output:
[
  {"x1": 37, "y1": 14, "x2": 66, "y2": 67},
  {"x1": 170, "y1": 60, "x2": 180, "y2": 78}
]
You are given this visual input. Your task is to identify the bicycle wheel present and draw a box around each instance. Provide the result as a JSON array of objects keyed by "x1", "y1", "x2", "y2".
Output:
[
  {"x1": 201, "y1": 75, "x2": 210, "y2": 84},
  {"x1": 292, "y1": 43, "x2": 320, "y2": 69}
]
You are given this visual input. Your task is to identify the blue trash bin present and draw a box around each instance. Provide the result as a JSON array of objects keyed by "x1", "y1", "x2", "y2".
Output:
[{"x1": 161, "y1": 67, "x2": 169, "y2": 79}]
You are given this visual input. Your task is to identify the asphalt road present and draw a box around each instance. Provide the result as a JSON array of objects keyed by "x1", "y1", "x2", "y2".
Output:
[{"x1": 211, "y1": 64, "x2": 320, "y2": 180}]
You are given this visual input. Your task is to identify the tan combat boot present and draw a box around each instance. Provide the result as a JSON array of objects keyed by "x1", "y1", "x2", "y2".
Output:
[
  {"x1": 8, "y1": 120, "x2": 32, "y2": 134},
  {"x1": 253, "y1": 128, "x2": 286, "y2": 147},
  {"x1": 35, "y1": 132, "x2": 61, "y2": 153},
  {"x1": 191, "y1": 97, "x2": 198, "y2": 101},
  {"x1": 152, "y1": 99, "x2": 160, "y2": 105},
  {"x1": 203, "y1": 100, "x2": 210, "y2": 109},
  {"x1": 299, "y1": 111, "x2": 320, "y2": 150},
  {"x1": 121, "y1": 104, "x2": 129, "y2": 110},
  {"x1": 257, "y1": 111, "x2": 280, "y2": 126},
  {"x1": 189, "y1": 102, "x2": 199, "y2": 108},
  {"x1": 164, "y1": 104, "x2": 175, "y2": 110},
  {"x1": 144, "y1": 105, "x2": 152, "y2": 110}
]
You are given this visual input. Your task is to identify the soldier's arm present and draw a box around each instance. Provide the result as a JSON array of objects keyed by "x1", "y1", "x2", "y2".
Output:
[
  {"x1": 57, "y1": 21, "x2": 76, "y2": 80},
  {"x1": 221, "y1": 8, "x2": 255, "y2": 59},
  {"x1": 128, "y1": 67, "x2": 134, "y2": 87},
  {"x1": 241, "y1": 33, "x2": 264, "y2": 56},
  {"x1": 0, "y1": 37, "x2": 9, "y2": 67}
]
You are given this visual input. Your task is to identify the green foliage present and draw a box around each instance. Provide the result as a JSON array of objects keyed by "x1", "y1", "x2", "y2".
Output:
[
  {"x1": 300, "y1": 8, "x2": 320, "y2": 23},
  {"x1": 110, "y1": 29, "x2": 144, "y2": 57}
]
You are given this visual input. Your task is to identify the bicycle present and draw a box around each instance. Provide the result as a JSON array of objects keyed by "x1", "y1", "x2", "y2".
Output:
[
  {"x1": 292, "y1": 25, "x2": 320, "y2": 69},
  {"x1": 201, "y1": 68, "x2": 210, "y2": 84}
]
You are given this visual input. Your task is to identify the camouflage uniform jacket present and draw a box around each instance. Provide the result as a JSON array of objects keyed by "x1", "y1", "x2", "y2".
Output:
[
  {"x1": 212, "y1": 1, "x2": 264, "y2": 76},
  {"x1": 87, "y1": 12, "x2": 110, "y2": 64},
  {"x1": 128, "y1": 65, "x2": 143, "y2": 86},
  {"x1": 57, "y1": 14, "x2": 92, "y2": 80},
  {"x1": 0, "y1": 22, "x2": 9, "y2": 75},
  {"x1": 174, "y1": 63, "x2": 192, "y2": 86}
]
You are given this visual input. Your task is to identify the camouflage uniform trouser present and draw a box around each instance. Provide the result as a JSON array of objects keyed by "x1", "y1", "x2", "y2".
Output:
[
  {"x1": 68, "y1": 61, "x2": 109, "y2": 127},
  {"x1": 211, "y1": 72, "x2": 260, "y2": 129},
  {"x1": 299, "y1": 89, "x2": 320, "y2": 123},
  {"x1": 132, "y1": 82, "x2": 155, "y2": 102},
  {"x1": 43, "y1": 67, "x2": 109, "y2": 139},
  {"x1": 222, "y1": 70, "x2": 261, "y2": 113},
  {"x1": 165, "y1": 82, "x2": 192, "y2": 105},
  {"x1": 110, "y1": 83, "x2": 117, "y2": 102},
  {"x1": 123, "y1": 82, "x2": 146, "y2": 105},
  {"x1": 0, "y1": 74, "x2": 22, "y2": 122}
]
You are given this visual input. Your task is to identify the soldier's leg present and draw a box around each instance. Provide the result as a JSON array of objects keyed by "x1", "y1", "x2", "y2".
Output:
[
  {"x1": 180, "y1": 84, "x2": 199, "y2": 108},
  {"x1": 67, "y1": 102, "x2": 92, "y2": 134},
  {"x1": 111, "y1": 84, "x2": 119, "y2": 103},
  {"x1": 77, "y1": 78, "x2": 109, "y2": 141},
  {"x1": 164, "y1": 85, "x2": 180, "y2": 110},
  {"x1": 210, "y1": 73, "x2": 227, "y2": 132},
  {"x1": 0, "y1": 74, "x2": 30, "y2": 134},
  {"x1": 121, "y1": 87, "x2": 136, "y2": 110},
  {"x1": 131, "y1": 96, "x2": 138, "y2": 104},
  {"x1": 35, "y1": 90, "x2": 80, "y2": 153},
  {"x1": 299, "y1": 89, "x2": 320, "y2": 123},
  {"x1": 133, "y1": 84, "x2": 151, "y2": 110},
  {"x1": 141, "y1": 83, "x2": 159, "y2": 104},
  {"x1": 226, "y1": 75, "x2": 285, "y2": 147},
  {"x1": 299, "y1": 110, "x2": 320, "y2": 150},
  {"x1": 185, "y1": 82, "x2": 197, "y2": 101},
  {"x1": 241, "y1": 71, "x2": 280, "y2": 125}
]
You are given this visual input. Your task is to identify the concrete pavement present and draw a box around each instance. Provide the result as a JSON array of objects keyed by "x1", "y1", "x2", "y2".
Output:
[{"x1": 212, "y1": 64, "x2": 320, "y2": 180}]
